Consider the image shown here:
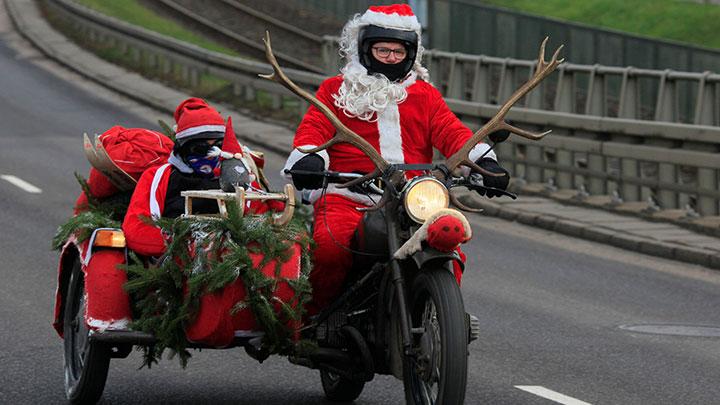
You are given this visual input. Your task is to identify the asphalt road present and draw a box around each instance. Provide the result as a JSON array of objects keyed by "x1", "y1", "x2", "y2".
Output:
[{"x1": 1, "y1": 16, "x2": 720, "y2": 405}]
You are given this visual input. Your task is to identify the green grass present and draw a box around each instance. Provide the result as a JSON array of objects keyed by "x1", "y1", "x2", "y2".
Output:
[
  {"x1": 75, "y1": 0, "x2": 238, "y2": 55},
  {"x1": 482, "y1": 0, "x2": 720, "y2": 49}
]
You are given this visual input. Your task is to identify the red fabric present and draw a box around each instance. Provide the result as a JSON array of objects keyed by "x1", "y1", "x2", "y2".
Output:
[
  {"x1": 368, "y1": 4, "x2": 414, "y2": 16},
  {"x1": 294, "y1": 77, "x2": 476, "y2": 177},
  {"x1": 122, "y1": 165, "x2": 171, "y2": 257},
  {"x1": 84, "y1": 250, "x2": 132, "y2": 330},
  {"x1": 306, "y1": 194, "x2": 365, "y2": 314},
  {"x1": 174, "y1": 98, "x2": 225, "y2": 141},
  {"x1": 74, "y1": 127, "x2": 173, "y2": 213},
  {"x1": 222, "y1": 117, "x2": 242, "y2": 155},
  {"x1": 185, "y1": 243, "x2": 303, "y2": 347},
  {"x1": 426, "y1": 215, "x2": 469, "y2": 252}
]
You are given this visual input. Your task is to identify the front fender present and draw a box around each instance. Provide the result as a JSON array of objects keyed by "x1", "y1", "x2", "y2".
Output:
[
  {"x1": 53, "y1": 238, "x2": 84, "y2": 337},
  {"x1": 408, "y1": 247, "x2": 464, "y2": 273}
]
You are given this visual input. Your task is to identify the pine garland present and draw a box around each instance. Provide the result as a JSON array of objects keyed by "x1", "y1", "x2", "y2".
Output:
[
  {"x1": 52, "y1": 173, "x2": 130, "y2": 250},
  {"x1": 123, "y1": 200, "x2": 313, "y2": 368}
]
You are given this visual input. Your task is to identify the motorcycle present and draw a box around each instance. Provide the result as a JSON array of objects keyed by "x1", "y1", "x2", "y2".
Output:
[
  {"x1": 52, "y1": 32, "x2": 561, "y2": 404},
  {"x1": 259, "y1": 32, "x2": 563, "y2": 404}
]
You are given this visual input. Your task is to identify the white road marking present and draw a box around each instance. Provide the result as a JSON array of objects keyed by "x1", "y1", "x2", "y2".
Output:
[
  {"x1": 515, "y1": 386, "x2": 592, "y2": 405},
  {"x1": 1, "y1": 175, "x2": 42, "y2": 193}
]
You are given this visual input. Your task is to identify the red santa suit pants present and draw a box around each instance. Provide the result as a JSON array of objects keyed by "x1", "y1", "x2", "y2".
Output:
[{"x1": 308, "y1": 193, "x2": 465, "y2": 315}]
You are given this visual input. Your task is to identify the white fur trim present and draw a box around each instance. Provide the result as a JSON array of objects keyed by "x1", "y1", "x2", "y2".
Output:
[
  {"x1": 175, "y1": 124, "x2": 226, "y2": 139},
  {"x1": 150, "y1": 163, "x2": 171, "y2": 218},
  {"x1": 377, "y1": 102, "x2": 404, "y2": 164},
  {"x1": 87, "y1": 317, "x2": 130, "y2": 332},
  {"x1": 281, "y1": 145, "x2": 330, "y2": 179},
  {"x1": 360, "y1": 9, "x2": 421, "y2": 32},
  {"x1": 393, "y1": 208, "x2": 471, "y2": 259}
]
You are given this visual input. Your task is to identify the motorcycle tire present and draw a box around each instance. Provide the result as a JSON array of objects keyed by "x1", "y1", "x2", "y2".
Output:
[
  {"x1": 320, "y1": 369, "x2": 365, "y2": 402},
  {"x1": 402, "y1": 267, "x2": 468, "y2": 405},
  {"x1": 63, "y1": 257, "x2": 111, "y2": 405}
]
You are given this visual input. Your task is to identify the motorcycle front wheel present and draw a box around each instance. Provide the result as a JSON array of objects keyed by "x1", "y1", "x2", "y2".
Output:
[
  {"x1": 63, "y1": 258, "x2": 111, "y2": 404},
  {"x1": 403, "y1": 267, "x2": 468, "y2": 405}
]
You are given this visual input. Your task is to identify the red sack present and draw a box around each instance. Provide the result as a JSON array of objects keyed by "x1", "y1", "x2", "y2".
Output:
[{"x1": 75, "y1": 126, "x2": 174, "y2": 211}]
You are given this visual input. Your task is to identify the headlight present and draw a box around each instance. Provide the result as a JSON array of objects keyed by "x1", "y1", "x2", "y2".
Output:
[{"x1": 403, "y1": 178, "x2": 449, "y2": 223}]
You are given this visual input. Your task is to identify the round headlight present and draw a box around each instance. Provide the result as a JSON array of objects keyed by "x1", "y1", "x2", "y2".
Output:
[{"x1": 404, "y1": 178, "x2": 449, "y2": 223}]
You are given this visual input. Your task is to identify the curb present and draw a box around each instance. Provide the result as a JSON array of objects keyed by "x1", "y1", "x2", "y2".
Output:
[{"x1": 456, "y1": 192, "x2": 720, "y2": 269}]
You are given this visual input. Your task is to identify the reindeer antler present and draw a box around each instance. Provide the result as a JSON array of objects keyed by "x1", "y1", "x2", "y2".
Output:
[
  {"x1": 259, "y1": 31, "x2": 389, "y2": 189},
  {"x1": 445, "y1": 37, "x2": 564, "y2": 175}
]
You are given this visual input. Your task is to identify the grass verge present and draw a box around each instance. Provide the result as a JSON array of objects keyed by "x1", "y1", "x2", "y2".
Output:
[{"x1": 483, "y1": 0, "x2": 720, "y2": 49}]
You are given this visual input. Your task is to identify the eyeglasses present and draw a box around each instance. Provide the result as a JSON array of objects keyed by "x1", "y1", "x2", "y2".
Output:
[{"x1": 372, "y1": 46, "x2": 407, "y2": 59}]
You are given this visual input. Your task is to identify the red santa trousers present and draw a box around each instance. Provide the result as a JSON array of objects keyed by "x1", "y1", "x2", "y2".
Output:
[{"x1": 308, "y1": 193, "x2": 465, "y2": 315}]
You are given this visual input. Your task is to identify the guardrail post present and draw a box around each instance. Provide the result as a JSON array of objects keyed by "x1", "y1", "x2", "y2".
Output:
[
  {"x1": 525, "y1": 144, "x2": 543, "y2": 183},
  {"x1": 618, "y1": 67, "x2": 638, "y2": 119},
  {"x1": 497, "y1": 58, "x2": 515, "y2": 102},
  {"x1": 471, "y1": 57, "x2": 488, "y2": 103},
  {"x1": 446, "y1": 55, "x2": 463, "y2": 99},
  {"x1": 693, "y1": 72, "x2": 718, "y2": 126},
  {"x1": 584, "y1": 65, "x2": 605, "y2": 116},
  {"x1": 654, "y1": 70, "x2": 677, "y2": 122},
  {"x1": 555, "y1": 149, "x2": 573, "y2": 189},
  {"x1": 657, "y1": 162, "x2": 677, "y2": 209},
  {"x1": 587, "y1": 153, "x2": 605, "y2": 194},
  {"x1": 553, "y1": 66, "x2": 574, "y2": 113},
  {"x1": 161, "y1": 56, "x2": 173, "y2": 76},
  {"x1": 697, "y1": 168, "x2": 718, "y2": 216},
  {"x1": 620, "y1": 158, "x2": 640, "y2": 202},
  {"x1": 189, "y1": 68, "x2": 200, "y2": 88}
]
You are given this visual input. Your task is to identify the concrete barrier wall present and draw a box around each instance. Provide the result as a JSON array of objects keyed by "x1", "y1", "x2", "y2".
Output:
[{"x1": 42, "y1": 0, "x2": 720, "y2": 216}]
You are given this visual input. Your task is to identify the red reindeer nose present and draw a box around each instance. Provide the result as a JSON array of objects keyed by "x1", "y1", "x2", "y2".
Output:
[{"x1": 426, "y1": 215, "x2": 468, "y2": 252}]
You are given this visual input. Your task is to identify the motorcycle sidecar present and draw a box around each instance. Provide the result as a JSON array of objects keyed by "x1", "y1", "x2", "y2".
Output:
[{"x1": 54, "y1": 185, "x2": 299, "y2": 405}]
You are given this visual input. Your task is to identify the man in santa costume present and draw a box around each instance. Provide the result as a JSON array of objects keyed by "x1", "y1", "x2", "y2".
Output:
[
  {"x1": 283, "y1": 4, "x2": 510, "y2": 313},
  {"x1": 122, "y1": 97, "x2": 255, "y2": 257}
]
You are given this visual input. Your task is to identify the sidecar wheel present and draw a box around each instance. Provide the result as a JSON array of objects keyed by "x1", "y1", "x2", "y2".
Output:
[
  {"x1": 320, "y1": 370, "x2": 365, "y2": 402},
  {"x1": 63, "y1": 258, "x2": 111, "y2": 404},
  {"x1": 403, "y1": 268, "x2": 468, "y2": 405}
]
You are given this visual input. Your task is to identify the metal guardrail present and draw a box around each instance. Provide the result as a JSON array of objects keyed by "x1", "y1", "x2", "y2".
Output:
[{"x1": 43, "y1": 0, "x2": 720, "y2": 216}]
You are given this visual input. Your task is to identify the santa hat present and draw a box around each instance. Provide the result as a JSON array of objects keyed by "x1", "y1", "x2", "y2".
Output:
[
  {"x1": 173, "y1": 98, "x2": 226, "y2": 145},
  {"x1": 359, "y1": 4, "x2": 421, "y2": 34}
]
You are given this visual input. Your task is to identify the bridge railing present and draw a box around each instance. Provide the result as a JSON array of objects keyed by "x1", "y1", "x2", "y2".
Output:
[{"x1": 43, "y1": 0, "x2": 720, "y2": 216}]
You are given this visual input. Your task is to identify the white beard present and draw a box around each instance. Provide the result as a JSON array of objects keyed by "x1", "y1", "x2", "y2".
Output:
[{"x1": 333, "y1": 60, "x2": 414, "y2": 122}]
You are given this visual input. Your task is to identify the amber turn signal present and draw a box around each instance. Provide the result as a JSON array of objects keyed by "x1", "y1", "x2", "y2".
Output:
[{"x1": 93, "y1": 230, "x2": 126, "y2": 248}]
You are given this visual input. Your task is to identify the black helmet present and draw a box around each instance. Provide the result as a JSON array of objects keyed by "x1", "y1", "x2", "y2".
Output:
[{"x1": 358, "y1": 25, "x2": 418, "y2": 82}]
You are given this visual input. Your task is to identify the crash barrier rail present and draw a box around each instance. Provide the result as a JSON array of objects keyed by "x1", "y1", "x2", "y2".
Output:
[
  {"x1": 156, "y1": 0, "x2": 326, "y2": 74},
  {"x1": 42, "y1": 0, "x2": 720, "y2": 216},
  {"x1": 321, "y1": 41, "x2": 720, "y2": 127}
]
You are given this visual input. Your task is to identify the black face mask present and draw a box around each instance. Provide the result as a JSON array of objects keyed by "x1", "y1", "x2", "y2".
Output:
[{"x1": 366, "y1": 55, "x2": 411, "y2": 82}]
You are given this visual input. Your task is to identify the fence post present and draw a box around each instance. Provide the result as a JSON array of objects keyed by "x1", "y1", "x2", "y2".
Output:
[
  {"x1": 654, "y1": 70, "x2": 677, "y2": 122},
  {"x1": 446, "y1": 55, "x2": 463, "y2": 99},
  {"x1": 657, "y1": 163, "x2": 677, "y2": 209},
  {"x1": 584, "y1": 65, "x2": 605, "y2": 116},
  {"x1": 471, "y1": 57, "x2": 489, "y2": 103},
  {"x1": 587, "y1": 153, "x2": 605, "y2": 195},
  {"x1": 618, "y1": 67, "x2": 638, "y2": 119},
  {"x1": 693, "y1": 72, "x2": 718, "y2": 126},
  {"x1": 525, "y1": 144, "x2": 543, "y2": 183},
  {"x1": 497, "y1": 58, "x2": 515, "y2": 102},
  {"x1": 620, "y1": 158, "x2": 640, "y2": 202},
  {"x1": 555, "y1": 149, "x2": 573, "y2": 189},
  {"x1": 697, "y1": 168, "x2": 718, "y2": 216},
  {"x1": 553, "y1": 66, "x2": 574, "y2": 113}
]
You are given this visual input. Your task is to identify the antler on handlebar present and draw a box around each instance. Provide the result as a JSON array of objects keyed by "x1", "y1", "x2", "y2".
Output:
[
  {"x1": 259, "y1": 31, "x2": 389, "y2": 189},
  {"x1": 445, "y1": 37, "x2": 564, "y2": 175}
]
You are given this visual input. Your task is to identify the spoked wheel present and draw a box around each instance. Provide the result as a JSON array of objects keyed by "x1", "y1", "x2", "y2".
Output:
[
  {"x1": 63, "y1": 258, "x2": 110, "y2": 404},
  {"x1": 320, "y1": 369, "x2": 365, "y2": 402},
  {"x1": 403, "y1": 268, "x2": 468, "y2": 405}
]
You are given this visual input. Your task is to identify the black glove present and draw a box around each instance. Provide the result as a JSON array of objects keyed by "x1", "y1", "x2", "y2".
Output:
[
  {"x1": 290, "y1": 153, "x2": 325, "y2": 190},
  {"x1": 475, "y1": 158, "x2": 510, "y2": 198}
]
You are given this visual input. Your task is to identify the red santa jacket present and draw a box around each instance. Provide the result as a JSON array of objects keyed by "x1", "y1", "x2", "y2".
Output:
[
  {"x1": 283, "y1": 75, "x2": 494, "y2": 204},
  {"x1": 122, "y1": 163, "x2": 173, "y2": 257}
]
